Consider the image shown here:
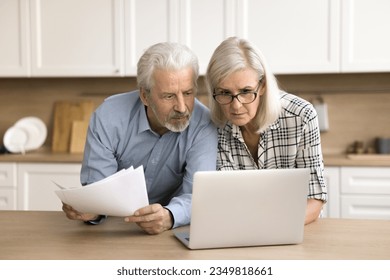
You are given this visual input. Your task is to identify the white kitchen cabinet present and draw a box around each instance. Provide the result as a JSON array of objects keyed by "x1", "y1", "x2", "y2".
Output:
[
  {"x1": 325, "y1": 166, "x2": 390, "y2": 219},
  {"x1": 236, "y1": 0, "x2": 340, "y2": 74},
  {"x1": 0, "y1": 0, "x2": 125, "y2": 77},
  {"x1": 1, "y1": 0, "x2": 233, "y2": 76},
  {"x1": 235, "y1": 0, "x2": 390, "y2": 73},
  {"x1": 340, "y1": 167, "x2": 390, "y2": 219},
  {"x1": 236, "y1": 0, "x2": 390, "y2": 73},
  {"x1": 150, "y1": 0, "x2": 340, "y2": 75},
  {"x1": 0, "y1": 0, "x2": 30, "y2": 76},
  {"x1": 178, "y1": 0, "x2": 230, "y2": 75},
  {"x1": 17, "y1": 163, "x2": 82, "y2": 211},
  {"x1": 341, "y1": 0, "x2": 390, "y2": 72},
  {"x1": 0, "y1": 163, "x2": 17, "y2": 210},
  {"x1": 2, "y1": 0, "x2": 390, "y2": 77},
  {"x1": 124, "y1": 0, "x2": 229, "y2": 75},
  {"x1": 30, "y1": 0, "x2": 124, "y2": 77},
  {"x1": 124, "y1": 0, "x2": 178, "y2": 75}
]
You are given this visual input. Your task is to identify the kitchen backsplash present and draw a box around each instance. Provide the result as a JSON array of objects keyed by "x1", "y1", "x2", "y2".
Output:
[{"x1": 1, "y1": 73, "x2": 390, "y2": 155}]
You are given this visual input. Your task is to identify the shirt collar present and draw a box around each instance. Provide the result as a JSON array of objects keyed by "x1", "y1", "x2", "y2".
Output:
[
  {"x1": 268, "y1": 118, "x2": 280, "y2": 130},
  {"x1": 138, "y1": 104, "x2": 175, "y2": 137},
  {"x1": 138, "y1": 104, "x2": 152, "y2": 134},
  {"x1": 231, "y1": 123, "x2": 243, "y2": 140}
]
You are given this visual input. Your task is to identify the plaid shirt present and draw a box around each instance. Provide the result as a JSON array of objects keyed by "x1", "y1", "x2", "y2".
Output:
[{"x1": 217, "y1": 92, "x2": 327, "y2": 201}]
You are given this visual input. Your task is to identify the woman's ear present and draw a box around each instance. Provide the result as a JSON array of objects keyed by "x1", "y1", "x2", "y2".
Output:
[{"x1": 258, "y1": 79, "x2": 266, "y2": 96}]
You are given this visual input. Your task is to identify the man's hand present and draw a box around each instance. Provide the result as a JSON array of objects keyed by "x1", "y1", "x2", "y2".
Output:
[
  {"x1": 124, "y1": 204, "x2": 173, "y2": 235},
  {"x1": 62, "y1": 203, "x2": 99, "y2": 222}
]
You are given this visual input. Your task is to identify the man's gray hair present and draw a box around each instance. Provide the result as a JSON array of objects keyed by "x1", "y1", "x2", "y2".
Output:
[{"x1": 137, "y1": 42, "x2": 199, "y2": 92}]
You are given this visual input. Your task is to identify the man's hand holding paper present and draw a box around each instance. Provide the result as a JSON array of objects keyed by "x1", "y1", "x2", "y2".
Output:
[
  {"x1": 55, "y1": 166, "x2": 149, "y2": 217},
  {"x1": 62, "y1": 203, "x2": 100, "y2": 222},
  {"x1": 124, "y1": 203, "x2": 174, "y2": 235}
]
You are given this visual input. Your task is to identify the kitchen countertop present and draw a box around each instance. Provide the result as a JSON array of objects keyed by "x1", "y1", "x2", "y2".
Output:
[
  {"x1": 1, "y1": 147, "x2": 390, "y2": 167},
  {"x1": 0, "y1": 147, "x2": 83, "y2": 163},
  {"x1": 324, "y1": 154, "x2": 390, "y2": 167},
  {"x1": 1, "y1": 211, "x2": 390, "y2": 260}
]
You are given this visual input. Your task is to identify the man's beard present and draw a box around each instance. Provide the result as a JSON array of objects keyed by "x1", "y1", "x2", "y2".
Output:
[{"x1": 150, "y1": 104, "x2": 191, "y2": 132}]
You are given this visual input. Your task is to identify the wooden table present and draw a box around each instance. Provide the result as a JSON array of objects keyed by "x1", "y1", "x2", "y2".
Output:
[{"x1": 0, "y1": 211, "x2": 389, "y2": 260}]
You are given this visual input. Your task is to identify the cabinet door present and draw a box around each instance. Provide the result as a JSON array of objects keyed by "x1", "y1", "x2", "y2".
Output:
[
  {"x1": 0, "y1": 163, "x2": 17, "y2": 187},
  {"x1": 124, "y1": 0, "x2": 179, "y2": 75},
  {"x1": 341, "y1": 196, "x2": 390, "y2": 220},
  {"x1": 0, "y1": 0, "x2": 29, "y2": 76},
  {"x1": 340, "y1": 167, "x2": 390, "y2": 219},
  {"x1": 17, "y1": 163, "x2": 82, "y2": 211},
  {"x1": 0, "y1": 190, "x2": 17, "y2": 210},
  {"x1": 341, "y1": 167, "x2": 390, "y2": 195},
  {"x1": 0, "y1": 163, "x2": 17, "y2": 210},
  {"x1": 236, "y1": 0, "x2": 340, "y2": 74},
  {"x1": 30, "y1": 0, "x2": 124, "y2": 77},
  {"x1": 341, "y1": 0, "x2": 390, "y2": 72},
  {"x1": 179, "y1": 0, "x2": 229, "y2": 75}
]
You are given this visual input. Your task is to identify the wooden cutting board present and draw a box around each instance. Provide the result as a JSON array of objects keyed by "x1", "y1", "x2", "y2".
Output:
[
  {"x1": 69, "y1": 120, "x2": 89, "y2": 154},
  {"x1": 51, "y1": 101, "x2": 95, "y2": 153}
]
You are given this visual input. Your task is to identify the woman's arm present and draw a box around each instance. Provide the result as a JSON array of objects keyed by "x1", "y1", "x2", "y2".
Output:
[{"x1": 305, "y1": 198, "x2": 324, "y2": 225}]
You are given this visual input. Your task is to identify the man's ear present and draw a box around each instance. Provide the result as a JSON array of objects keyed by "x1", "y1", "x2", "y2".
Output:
[{"x1": 139, "y1": 87, "x2": 149, "y2": 106}]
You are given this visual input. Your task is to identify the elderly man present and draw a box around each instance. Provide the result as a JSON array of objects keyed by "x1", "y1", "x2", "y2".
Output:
[{"x1": 62, "y1": 42, "x2": 217, "y2": 234}]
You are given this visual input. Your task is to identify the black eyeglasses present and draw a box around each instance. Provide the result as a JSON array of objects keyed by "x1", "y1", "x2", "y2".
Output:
[{"x1": 213, "y1": 80, "x2": 262, "y2": 105}]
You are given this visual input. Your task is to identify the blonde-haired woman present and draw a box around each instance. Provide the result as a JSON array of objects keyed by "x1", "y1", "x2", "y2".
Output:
[{"x1": 206, "y1": 37, "x2": 327, "y2": 225}]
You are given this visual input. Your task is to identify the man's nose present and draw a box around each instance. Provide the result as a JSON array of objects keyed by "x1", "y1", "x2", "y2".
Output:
[{"x1": 174, "y1": 94, "x2": 186, "y2": 112}]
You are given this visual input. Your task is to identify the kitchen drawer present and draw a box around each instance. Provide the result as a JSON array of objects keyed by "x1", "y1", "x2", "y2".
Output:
[
  {"x1": 17, "y1": 163, "x2": 82, "y2": 211},
  {"x1": 0, "y1": 163, "x2": 17, "y2": 187},
  {"x1": 0, "y1": 189, "x2": 17, "y2": 210},
  {"x1": 341, "y1": 196, "x2": 390, "y2": 220},
  {"x1": 341, "y1": 167, "x2": 390, "y2": 195}
]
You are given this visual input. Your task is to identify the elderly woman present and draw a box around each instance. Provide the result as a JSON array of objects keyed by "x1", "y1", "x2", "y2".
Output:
[{"x1": 205, "y1": 37, "x2": 327, "y2": 224}]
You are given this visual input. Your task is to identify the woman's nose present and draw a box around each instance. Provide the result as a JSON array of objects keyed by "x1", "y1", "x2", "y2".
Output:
[{"x1": 230, "y1": 96, "x2": 242, "y2": 109}]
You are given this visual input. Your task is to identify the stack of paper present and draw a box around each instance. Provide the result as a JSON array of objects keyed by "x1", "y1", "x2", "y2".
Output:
[{"x1": 54, "y1": 166, "x2": 149, "y2": 216}]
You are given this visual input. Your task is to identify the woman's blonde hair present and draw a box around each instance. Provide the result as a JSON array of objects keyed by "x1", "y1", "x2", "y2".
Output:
[{"x1": 205, "y1": 37, "x2": 281, "y2": 132}]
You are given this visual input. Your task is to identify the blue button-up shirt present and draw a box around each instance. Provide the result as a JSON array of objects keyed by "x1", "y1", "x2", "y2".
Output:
[{"x1": 81, "y1": 91, "x2": 217, "y2": 227}]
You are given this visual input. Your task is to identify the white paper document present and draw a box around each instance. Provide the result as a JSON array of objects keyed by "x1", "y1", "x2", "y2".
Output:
[{"x1": 54, "y1": 166, "x2": 149, "y2": 216}]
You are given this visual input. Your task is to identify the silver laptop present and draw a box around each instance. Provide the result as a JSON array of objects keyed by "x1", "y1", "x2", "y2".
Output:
[{"x1": 174, "y1": 168, "x2": 309, "y2": 249}]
